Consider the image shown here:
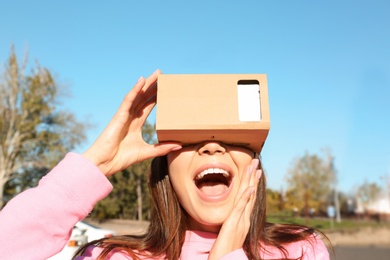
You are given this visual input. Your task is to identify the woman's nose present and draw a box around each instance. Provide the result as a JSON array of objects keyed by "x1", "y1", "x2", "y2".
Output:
[{"x1": 198, "y1": 141, "x2": 226, "y2": 155}]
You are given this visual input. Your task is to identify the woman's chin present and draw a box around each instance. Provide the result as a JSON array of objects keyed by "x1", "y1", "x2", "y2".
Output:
[
  {"x1": 188, "y1": 214, "x2": 228, "y2": 233},
  {"x1": 189, "y1": 222, "x2": 222, "y2": 233}
]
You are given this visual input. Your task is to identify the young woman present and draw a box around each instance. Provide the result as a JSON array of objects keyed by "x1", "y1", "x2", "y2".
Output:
[{"x1": 0, "y1": 70, "x2": 331, "y2": 259}]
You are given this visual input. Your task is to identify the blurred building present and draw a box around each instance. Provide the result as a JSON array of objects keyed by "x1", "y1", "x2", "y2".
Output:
[{"x1": 355, "y1": 194, "x2": 390, "y2": 221}]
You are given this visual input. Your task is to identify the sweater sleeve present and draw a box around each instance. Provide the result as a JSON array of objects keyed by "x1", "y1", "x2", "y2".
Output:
[{"x1": 0, "y1": 152, "x2": 113, "y2": 260}]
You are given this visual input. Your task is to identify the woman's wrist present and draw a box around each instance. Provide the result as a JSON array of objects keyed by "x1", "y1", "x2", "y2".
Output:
[{"x1": 82, "y1": 150, "x2": 109, "y2": 176}]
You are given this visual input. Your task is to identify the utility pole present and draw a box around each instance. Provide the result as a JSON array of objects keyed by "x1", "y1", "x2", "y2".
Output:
[
  {"x1": 137, "y1": 178, "x2": 143, "y2": 221},
  {"x1": 330, "y1": 156, "x2": 341, "y2": 223}
]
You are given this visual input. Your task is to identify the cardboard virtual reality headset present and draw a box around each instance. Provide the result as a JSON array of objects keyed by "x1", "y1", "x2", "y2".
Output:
[{"x1": 156, "y1": 74, "x2": 270, "y2": 154}]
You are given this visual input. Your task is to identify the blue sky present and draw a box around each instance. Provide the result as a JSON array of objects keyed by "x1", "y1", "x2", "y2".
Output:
[{"x1": 1, "y1": 0, "x2": 389, "y2": 193}]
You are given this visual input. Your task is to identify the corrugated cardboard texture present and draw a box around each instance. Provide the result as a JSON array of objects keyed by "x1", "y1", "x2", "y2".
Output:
[{"x1": 156, "y1": 74, "x2": 270, "y2": 153}]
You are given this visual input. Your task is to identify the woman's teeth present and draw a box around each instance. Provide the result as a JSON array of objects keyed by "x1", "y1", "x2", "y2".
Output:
[{"x1": 195, "y1": 168, "x2": 230, "y2": 180}]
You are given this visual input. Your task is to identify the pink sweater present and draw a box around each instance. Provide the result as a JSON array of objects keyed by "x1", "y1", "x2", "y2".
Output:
[{"x1": 0, "y1": 153, "x2": 329, "y2": 259}]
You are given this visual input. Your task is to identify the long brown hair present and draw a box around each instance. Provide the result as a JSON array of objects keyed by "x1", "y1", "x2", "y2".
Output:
[{"x1": 74, "y1": 156, "x2": 331, "y2": 259}]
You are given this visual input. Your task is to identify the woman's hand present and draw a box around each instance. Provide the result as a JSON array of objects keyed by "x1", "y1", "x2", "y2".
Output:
[
  {"x1": 82, "y1": 70, "x2": 182, "y2": 176},
  {"x1": 208, "y1": 159, "x2": 262, "y2": 259}
]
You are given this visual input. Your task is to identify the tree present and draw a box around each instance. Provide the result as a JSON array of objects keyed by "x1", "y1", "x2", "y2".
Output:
[
  {"x1": 284, "y1": 150, "x2": 336, "y2": 219},
  {"x1": 90, "y1": 122, "x2": 155, "y2": 221},
  {"x1": 356, "y1": 180, "x2": 382, "y2": 210},
  {"x1": 0, "y1": 46, "x2": 87, "y2": 208},
  {"x1": 266, "y1": 188, "x2": 284, "y2": 214}
]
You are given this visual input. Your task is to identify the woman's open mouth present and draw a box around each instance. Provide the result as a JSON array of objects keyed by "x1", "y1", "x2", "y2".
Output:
[{"x1": 194, "y1": 168, "x2": 233, "y2": 197}]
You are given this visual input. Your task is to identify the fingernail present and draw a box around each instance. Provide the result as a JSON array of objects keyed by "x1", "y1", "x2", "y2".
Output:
[
  {"x1": 256, "y1": 169, "x2": 262, "y2": 179},
  {"x1": 253, "y1": 158, "x2": 260, "y2": 167},
  {"x1": 137, "y1": 76, "x2": 144, "y2": 82},
  {"x1": 170, "y1": 145, "x2": 182, "y2": 152}
]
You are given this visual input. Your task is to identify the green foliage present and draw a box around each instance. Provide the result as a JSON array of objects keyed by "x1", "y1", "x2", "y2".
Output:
[
  {"x1": 284, "y1": 150, "x2": 336, "y2": 215},
  {"x1": 357, "y1": 180, "x2": 382, "y2": 206},
  {"x1": 266, "y1": 188, "x2": 283, "y2": 214},
  {"x1": 267, "y1": 213, "x2": 390, "y2": 231},
  {"x1": 0, "y1": 46, "x2": 87, "y2": 207}
]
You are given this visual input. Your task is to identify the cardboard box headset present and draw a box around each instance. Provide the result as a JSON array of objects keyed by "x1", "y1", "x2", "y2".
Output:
[{"x1": 156, "y1": 74, "x2": 270, "y2": 154}]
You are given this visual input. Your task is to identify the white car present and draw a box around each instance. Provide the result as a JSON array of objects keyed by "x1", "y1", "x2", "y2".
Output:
[
  {"x1": 74, "y1": 221, "x2": 116, "y2": 242},
  {"x1": 48, "y1": 221, "x2": 116, "y2": 260}
]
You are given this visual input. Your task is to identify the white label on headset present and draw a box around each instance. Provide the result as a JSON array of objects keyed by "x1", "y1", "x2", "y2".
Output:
[{"x1": 237, "y1": 83, "x2": 261, "y2": 121}]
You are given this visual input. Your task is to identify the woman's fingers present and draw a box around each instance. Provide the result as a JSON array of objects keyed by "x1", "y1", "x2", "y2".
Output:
[
  {"x1": 141, "y1": 69, "x2": 161, "y2": 92},
  {"x1": 230, "y1": 160, "x2": 261, "y2": 236},
  {"x1": 232, "y1": 166, "x2": 261, "y2": 223},
  {"x1": 246, "y1": 169, "x2": 262, "y2": 218},
  {"x1": 82, "y1": 70, "x2": 168, "y2": 176},
  {"x1": 229, "y1": 186, "x2": 256, "y2": 221},
  {"x1": 119, "y1": 76, "x2": 147, "y2": 115},
  {"x1": 140, "y1": 142, "x2": 182, "y2": 161},
  {"x1": 131, "y1": 81, "x2": 158, "y2": 117},
  {"x1": 235, "y1": 159, "x2": 259, "y2": 205}
]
